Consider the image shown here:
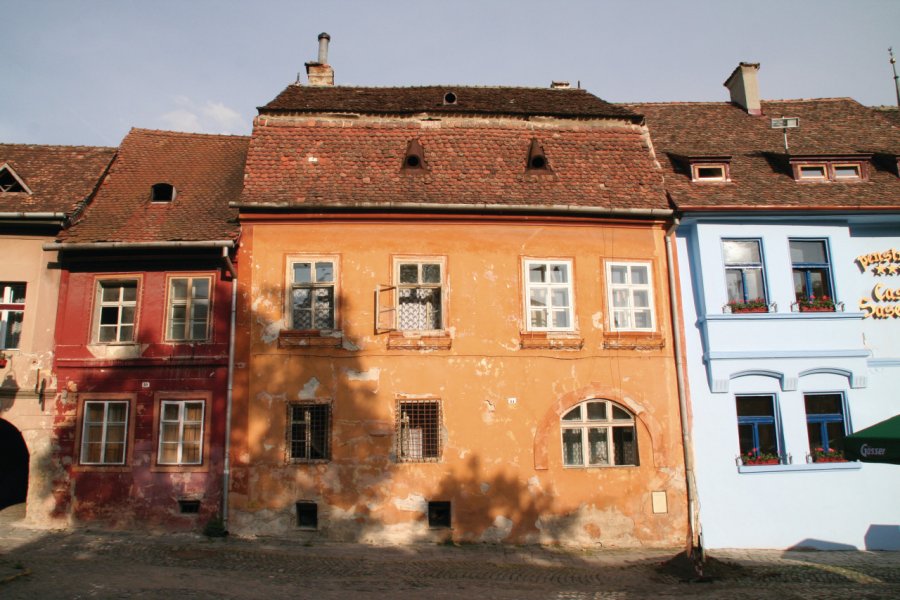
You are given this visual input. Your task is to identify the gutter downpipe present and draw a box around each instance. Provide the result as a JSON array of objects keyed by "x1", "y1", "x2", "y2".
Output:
[
  {"x1": 665, "y1": 216, "x2": 700, "y2": 559},
  {"x1": 222, "y1": 246, "x2": 237, "y2": 529}
]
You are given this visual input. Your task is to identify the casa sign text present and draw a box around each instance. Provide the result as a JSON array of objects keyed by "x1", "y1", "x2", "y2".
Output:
[{"x1": 856, "y1": 248, "x2": 900, "y2": 319}]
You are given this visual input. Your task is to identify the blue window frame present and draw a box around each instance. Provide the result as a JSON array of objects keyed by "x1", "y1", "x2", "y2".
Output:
[
  {"x1": 722, "y1": 240, "x2": 767, "y2": 304},
  {"x1": 736, "y1": 394, "x2": 779, "y2": 457},
  {"x1": 804, "y1": 393, "x2": 847, "y2": 453},
  {"x1": 790, "y1": 239, "x2": 833, "y2": 302}
]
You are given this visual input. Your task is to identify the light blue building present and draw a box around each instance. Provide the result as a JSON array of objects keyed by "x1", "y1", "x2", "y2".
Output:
[{"x1": 632, "y1": 64, "x2": 900, "y2": 550}]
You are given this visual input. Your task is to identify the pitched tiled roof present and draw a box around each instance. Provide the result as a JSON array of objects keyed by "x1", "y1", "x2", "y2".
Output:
[
  {"x1": 60, "y1": 129, "x2": 249, "y2": 243},
  {"x1": 627, "y1": 99, "x2": 900, "y2": 210},
  {"x1": 262, "y1": 85, "x2": 639, "y2": 120},
  {"x1": 0, "y1": 144, "x2": 115, "y2": 216},
  {"x1": 237, "y1": 118, "x2": 669, "y2": 212}
]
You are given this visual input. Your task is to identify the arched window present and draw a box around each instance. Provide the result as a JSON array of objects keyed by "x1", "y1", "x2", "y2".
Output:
[{"x1": 561, "y1": 400, "x2": 638, "y2": 467}]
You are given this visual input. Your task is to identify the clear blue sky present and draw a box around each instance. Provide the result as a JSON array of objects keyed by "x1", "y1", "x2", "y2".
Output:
[{"x1": 2, "y1": 0, "x2": 898, "y2": 146}]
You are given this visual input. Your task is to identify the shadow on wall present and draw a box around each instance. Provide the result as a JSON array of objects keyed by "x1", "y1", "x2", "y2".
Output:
[{"x1": 238, "y1": 284, "x2": 579, "y2": 545}]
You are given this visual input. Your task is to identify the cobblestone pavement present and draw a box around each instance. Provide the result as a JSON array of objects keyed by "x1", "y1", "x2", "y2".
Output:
[{"x1": 2, "y1": 505, "x2": 899, "y2": 599}]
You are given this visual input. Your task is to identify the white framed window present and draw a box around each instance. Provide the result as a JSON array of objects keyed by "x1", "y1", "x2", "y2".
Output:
[
  {"x1": 691, "y1": 163, "x2": 728, "y2": 182},
  {"x1": 288, "y1": 402, "x2": 331, "y2": 461},
  {"x1": 798, "y1": 164, "x2": 827, "y2": 180},
  {"x1": 833, "y1": 164, "x2": 861, "y2": 180},
  {"x1": 606, "y1": 262, "x2": 655, "y2": 331},
  {"x1": 80, "y1": 400, "x2": 129, "y2": 465},
  {"x1": 166, "y1": 276, "x2": 211, "y2": 341},
  {"x1": 561, "y1": 400, "x2": 638, "y2": 467},
  {"x1": 0, "y1": 282, "x2": 26, "y2": 350},
  {"x1": 396, "y1": 259, "x2": 444, "y2": 331},
  {"x1": 94, "y1": 279, "x2": 138, "y2": 343},
  {"x1": 158, "y1": 400, "x2": 205, "y2": 465},
  {"x1": 288, "y1": 258, "x2": 337, "y2": 330},
  {"x1": 524, "y1": 259, "x2": 574, "y2": 331},
  {"x1": 396, "y1": 400, "x2": 441, "y2": 462}
]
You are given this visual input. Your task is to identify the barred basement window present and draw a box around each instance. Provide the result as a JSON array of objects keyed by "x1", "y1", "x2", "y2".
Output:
[
  {"x1": 397, "y1": 400, "x2": 441, "y2": 462},
  {"x1": 296, "y1": 501, "x2": 318, "y2": 529},
  {"x1": 428, "y1": 501, "x2": 451, "y2": 528},
  {"x1": 178, "y1": 500, "x2": 200, "y2": 514},
  {"x1": 288, "y1": 403, "x2": 331, "y2": 461}
]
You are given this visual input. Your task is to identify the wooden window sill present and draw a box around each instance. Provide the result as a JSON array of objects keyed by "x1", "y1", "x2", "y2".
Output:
[
  {"x1": 387, "y1": 331, "x2": 452, "y2": 350},
  {"x1": 278, "y1": 330, "x2": 343, "y2": 349},
  {"x1": 602, "y1": 332, "x2": 665, "y2": 350},
  {"x1": 519, "y1": 331, "x2": 583, "y2": 350}
]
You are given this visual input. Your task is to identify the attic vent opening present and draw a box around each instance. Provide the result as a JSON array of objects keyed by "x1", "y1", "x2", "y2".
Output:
[
  {"x1": 526, "y1": 139, "x2": 550, "y2": 171},
  {"x1": 151, "y1": 183, "x2": 176, "y2": 202},
  {"x1": 443, "y1": 91, "x2": 458, "y2": 105},
  {"x1": 403, "y1": 140, "x2": 426, "y2": 171},
  {"x1": 0, "y1": 166, "x2": 27, "y2": 193}
]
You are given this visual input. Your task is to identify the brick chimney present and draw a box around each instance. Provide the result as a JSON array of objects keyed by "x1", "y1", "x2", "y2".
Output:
[
  {"x1": 305, "y1": 32, "x2": 334, "y2": 86},
  {"x1": 724, "y1": 62, "x2": 761, "y2": 115}
]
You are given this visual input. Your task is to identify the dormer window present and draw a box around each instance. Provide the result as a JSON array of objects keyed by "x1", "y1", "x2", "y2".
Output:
[
  {"x1": 791, "y1": 155, "x2": 868, "y2": 182},
  {"x1": 526, "y1": 139, "x2": 551, "y2": 172},
  {"x1": 0, "y1": 164, "x2": 31, "y2": 194},
  {"x1": 151, "y1": 183, "x2": 176, "y2": 202},
  {"x1": 442, "y1": 91, "x2": 457, "y2": 105},
  {"x1": 402, "y1": 140, "x2": 426, "y2": 171},
  {"x1": 798, "y1": 164, "x2": 827, "y2": 180},
  {"x1": 687, "y1": 156, "x2": 731, "y2": 183}
]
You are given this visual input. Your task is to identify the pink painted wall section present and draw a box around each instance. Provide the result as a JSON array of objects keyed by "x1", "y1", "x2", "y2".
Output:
[
  {"x1": 51, "y1": 259, "x2": 232, "y2": 529},
  {"x1": 230, "y1": 217, "x2": 689, "y2": 547}
]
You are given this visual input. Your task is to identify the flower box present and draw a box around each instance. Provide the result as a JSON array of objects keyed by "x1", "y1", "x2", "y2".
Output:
[
  {"x1": 725, "y1": 298, "x2": 770, "y2": 314},
  {"x1": 813, "y1": 457, "x2": 848, "y2": 463},
  {"x1": 732, "y1": 307, "x2": 768, "y2": 313},
  {"x1": 810, "y1": 448, "x2": 846, "y2": 463},
  {"x1": 794, "y1": 295, "x2": 839, "y2": 313},
  {"x1": 742, "y1": 458, "x2": 780, "y2": 466},
  {"x1": 799, "y1": 305, "x2": 835, "y2": 313}
]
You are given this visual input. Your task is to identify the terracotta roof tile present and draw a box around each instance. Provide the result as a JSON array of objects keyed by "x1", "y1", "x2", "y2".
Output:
[
  {"x1": 0, "y1": 144, "x2": 115, "y2": 216},
  {"x1": 60, "y1": 129, "x2": 248, "y2": 243},
  {"x1": 238, "y1": 118, "x2": 668, "y2": 211},
  {"x1": 627, "y1": 99, "x2": 900, "y2": 210},
  {"x1": 262, "y1": 85, "x2": 638, "y2": 120}
]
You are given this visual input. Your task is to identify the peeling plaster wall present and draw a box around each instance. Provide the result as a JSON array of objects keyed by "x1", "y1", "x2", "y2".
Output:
[
  {"x1": 0, "y1": 234, "x2": 62, "y2": 526},
  {"x1": 230, "y1": 219, "x2": 688, "y2": 547},
  {"x1": 48, "y1": 263, "x2": 232, "y2": 530}
]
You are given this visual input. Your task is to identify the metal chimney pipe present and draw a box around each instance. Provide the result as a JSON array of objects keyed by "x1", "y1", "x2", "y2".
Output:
[{"x1": 318, "y1": 32, "x2": 331, "y2": 64}]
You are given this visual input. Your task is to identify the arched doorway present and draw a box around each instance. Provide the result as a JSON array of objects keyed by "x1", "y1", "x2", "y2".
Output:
[{"x1": 0, "y1": 418, "x2": 29, "y2": 509}]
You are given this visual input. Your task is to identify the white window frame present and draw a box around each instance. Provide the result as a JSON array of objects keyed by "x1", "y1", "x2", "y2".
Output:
[
  {"x1": 93, "y1": 279, "x2": 138, "y2": 343},
  {"x1": 797, "y1": 164, "x2": 828, "y2": 180},
  {"x1": 157, "y1": 400, "x2": 205, "y2": 465},
  {"x1": 80, "y1": 400, "x2": 130, "y2": 465},
  {"x1": 832, "y1": 163, "x2": 861, "y2": 180},
  {"x1": 691, "y1": 163, "x2": 728, "y2": 182},
  {"x1": 287, "y1": 256, "x2": 338, "y2": 331},
  {"x1": 165, "y1": 276, "x2": 212, "y2": 342},
  {"x1": 561, "y1": 399, "x2": 638, "y2": 467},
  {"x1": 394, "y1": 257, "x2": 445, "y2": 332},
  {"x1": 0, "y1": 282, "x2": 26, "y2": 350},
  {"x1": 605, "y1": 261, "x2": 656, "y2": 332},
  {"x1": 523, "y1": 259, "x2": 575, "y2": 332}
]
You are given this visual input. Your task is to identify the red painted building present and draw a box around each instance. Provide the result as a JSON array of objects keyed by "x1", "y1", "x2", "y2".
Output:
[{"x1": 47, "y1": 129, "x2": 248, "y2": 528}]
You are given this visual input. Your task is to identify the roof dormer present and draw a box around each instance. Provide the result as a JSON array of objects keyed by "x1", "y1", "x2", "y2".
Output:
[
  {"x1": 789, "y1": 154, "x2": 869, "y2": 182},
  {"x1": 687, "y1": 155, "x2": 731, "y2": 183},
  {"x1": 150, "y1": 182, "x2": 176, "y2": 202},
  {"x1": 0, "y1": 163, "x2": 32, "y2": 194}
]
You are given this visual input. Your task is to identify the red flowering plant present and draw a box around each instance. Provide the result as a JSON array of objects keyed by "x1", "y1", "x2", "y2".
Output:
[
  {"x1": 795, "y1": 295, "x2": 836, "y2": 312},
  {"x1": 740, "y1": 448, "x2": 781, "y2": 466},
  {"x1": 810, "y1": 447, "x2": 846, "y2": 463},
  {"x1": 726, "y1": 297, "x2": 769, "y2": 314}
]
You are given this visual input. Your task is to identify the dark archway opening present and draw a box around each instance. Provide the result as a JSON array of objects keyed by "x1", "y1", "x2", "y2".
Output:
[{"x1": 0, "y1": 418, "x2": 29, "y2": 509}]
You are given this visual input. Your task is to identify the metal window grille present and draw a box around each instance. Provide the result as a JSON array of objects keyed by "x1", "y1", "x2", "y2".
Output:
[
  {"x1": 397, "y1": 400, "x2": 441, "y2": 462},
  {"x1": 288, "y1": 403, "x2": 331, "y2": 461}
]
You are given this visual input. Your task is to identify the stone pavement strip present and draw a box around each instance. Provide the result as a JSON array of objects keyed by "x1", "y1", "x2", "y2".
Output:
[{"x1": 1, "y1": 506, "x2": 899, "y2": 599}]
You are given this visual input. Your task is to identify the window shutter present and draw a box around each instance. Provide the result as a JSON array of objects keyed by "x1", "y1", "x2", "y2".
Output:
[{"x1": 375, "y1": 284, "x2": 397, "y2": 333}]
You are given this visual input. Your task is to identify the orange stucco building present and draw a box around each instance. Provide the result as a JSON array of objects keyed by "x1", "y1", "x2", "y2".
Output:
[{"x1": 227, "y1": 37, "x2": 689, "y2": 547}]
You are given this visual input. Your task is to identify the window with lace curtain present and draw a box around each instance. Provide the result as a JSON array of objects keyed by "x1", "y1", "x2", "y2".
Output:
[
  {"x1": 395, "y1": 259, "x2": 444, "y2": 331},
  {"x1": 561, "y1": 400, "x2": 638, "y2": 467}
]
